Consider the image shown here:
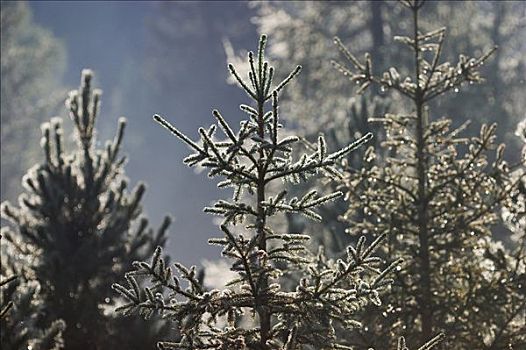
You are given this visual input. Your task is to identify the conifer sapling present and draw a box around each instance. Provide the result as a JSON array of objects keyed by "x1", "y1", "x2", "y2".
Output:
[
  {"x1": 333, "y1": 0, "x2": 525, "y2": 348},
  {"x1": 1, "y1": 70, "x2": 172, "y2": 350},
  {"x1": 113, "y1": 35, "x2": 445, "y2": 350},
  {"x1": 1, "y1": 233, "x2": 66, "y2": 350}
]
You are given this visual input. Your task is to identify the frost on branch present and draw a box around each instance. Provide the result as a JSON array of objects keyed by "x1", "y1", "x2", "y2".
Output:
[
  {"x1": 334, "y1": 1, "x2": 525, "y2": 349},
  {"x1": 112, "y1": 35, "x2": 438, "y2": 350},
  {"x1": 1, "y1": 70, "x2": 171, "y2": 350}
]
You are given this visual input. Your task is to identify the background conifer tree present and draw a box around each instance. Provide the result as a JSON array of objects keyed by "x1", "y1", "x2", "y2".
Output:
[
  {"x1": 333, "y1": 1, "x2": 526, "y2": 348},
  {"x1": 1, "y1": 70, "x2": 172, "y2": 350},
  {"x1": 0, "y1": 235, "x2": 16, "y2": 321},
  {"x1": 500, "y1": 119, "x2": 526, "y2": 344},
  {"x1": 1, "y1": 233, "x2": 66, "y2": 350},
  {"x1": 502, "y1": 119, "x2": 526, "y2": 241},
  {"x1": 242, "y1": 1, "x2": 525, "y2": 150},
  {"x1": 113, "y1": 35, "x2": 444, "y2": 350},
  {"x1": 270, "y1": 96, "x2": 389, "y2": 255}
]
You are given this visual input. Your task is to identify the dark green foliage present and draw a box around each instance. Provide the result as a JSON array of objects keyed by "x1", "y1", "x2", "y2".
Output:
[
  {"x1": 334, "y1": 1, "x2": 526, "y2": 348},
  {"x1": 113, "y1": 35, "x2": 445, "y2": 350},
  {"x1": 0, "y1": 235, "x2": 16, "y2": 320},
  {"x1": 1, "y1": 232, "x2": 66, "y2": 350},
  {"x1": 1, "y1": 70, "x2": 172, "y2": 350}
]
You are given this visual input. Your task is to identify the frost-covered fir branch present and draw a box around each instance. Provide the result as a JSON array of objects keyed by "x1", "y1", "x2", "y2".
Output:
[
  {"x1": 498, "y1": 119, "x2": 526, "y2": 348},
  {"x1": 334, "y1": 1, "x2": 525, "y2": 349},
  {"x1": 503, "y1": 119, "x2": 526, "y2": 237},
  {"x1": 0, "y1": 235, "x2": 16, "y2": 320},
  {"x1": 1, "y1": 232, "x2": 66, "y2": 350},
  {"x1": 113, "y1": 35, "x2": 442, "y2": 350},
  {"x1": 1, "y1": 70, "x2": 172, "y2": 350}
]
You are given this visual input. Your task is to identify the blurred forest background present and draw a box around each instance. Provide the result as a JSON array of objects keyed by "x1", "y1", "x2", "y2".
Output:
[{"x1": 1, "y1": 0, "x2": 525, "y2": 269}]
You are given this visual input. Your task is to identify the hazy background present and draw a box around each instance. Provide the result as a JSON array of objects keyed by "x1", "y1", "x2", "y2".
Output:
[{"x1": 26, "y1": 1, "x2": 258, "y2": 266}]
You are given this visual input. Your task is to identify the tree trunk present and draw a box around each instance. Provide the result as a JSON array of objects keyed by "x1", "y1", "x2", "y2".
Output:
[{"x1": 412, "y1": 5, "x2": 434, "y2": 344}]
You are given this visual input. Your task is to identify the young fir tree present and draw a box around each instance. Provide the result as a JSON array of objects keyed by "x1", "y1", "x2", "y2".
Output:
[
  {"x1": 113, "y1": 35, "x2": 445, "y2": 350},
  {"x1": 1, "y1": 70, "x2": 172, "y2": 350},
  {"x1": 1, "y1": 233, "x2": 66, "y2": 350},
  {"x1": 333, "y1": 0, "x2": 525, "y2": 348}
]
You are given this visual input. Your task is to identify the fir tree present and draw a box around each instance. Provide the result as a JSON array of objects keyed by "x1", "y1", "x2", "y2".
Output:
[
  {"x1": 503, "y1": 119, "x2": 526, "y2": 241},
  {"x1": 113, "y1": 35, "x2": 445, "y2": 350},
  {"x1": 0, "y1": 235, "x2": 16, "y2": 321},
  {"x1": 1, "y1": 70, "x2": 172, "y2": 350},
  {"x1": 500, "y1": 119, "x2": 526, "y2": 346},
  {"x1": 333, "y1": 0, "x2": 525, "y2": 348},
  {"x1": 1, "y1": 233, "x2": 66, "y2": 350}
]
